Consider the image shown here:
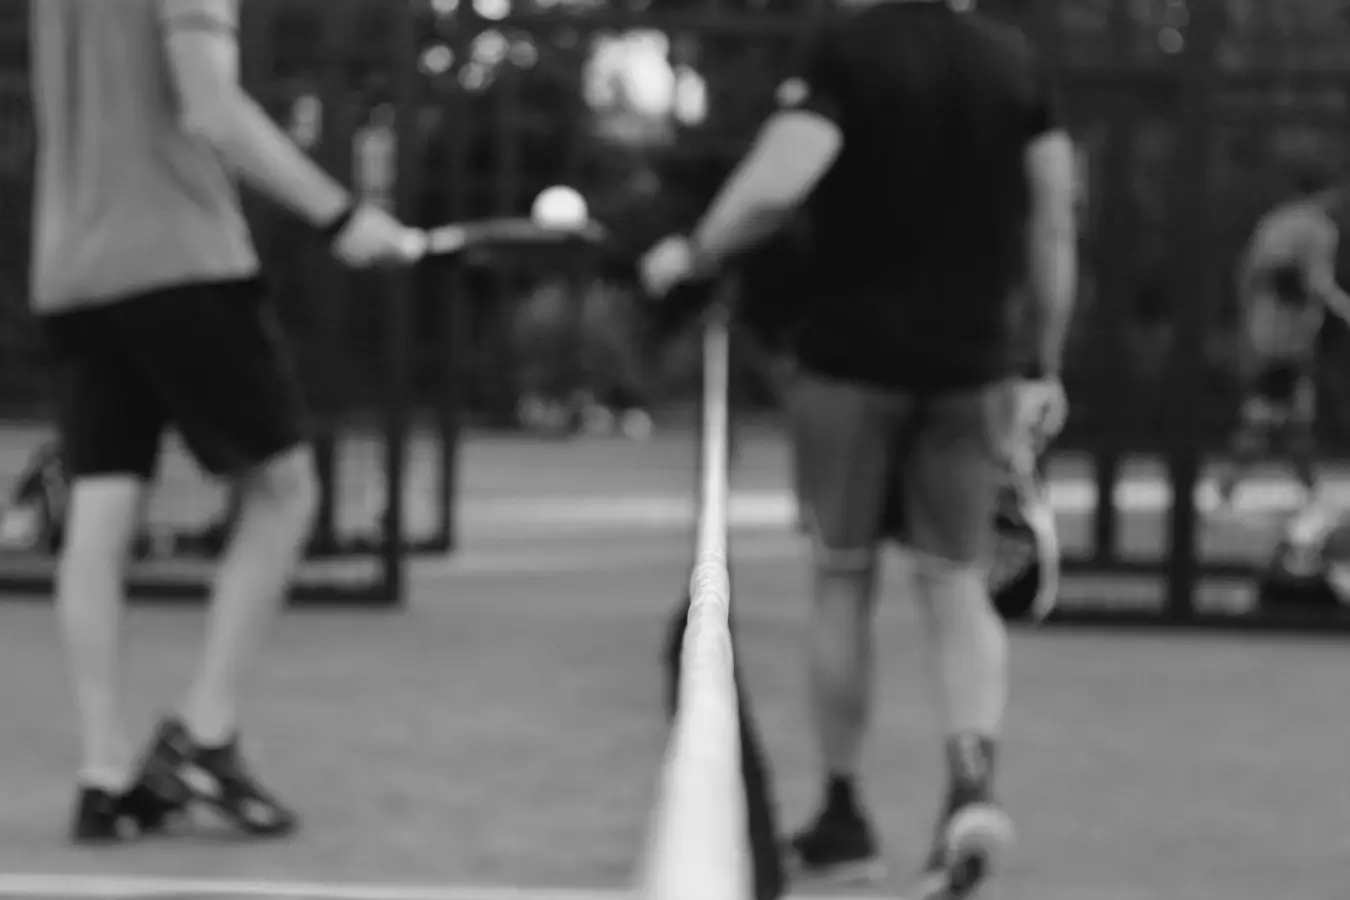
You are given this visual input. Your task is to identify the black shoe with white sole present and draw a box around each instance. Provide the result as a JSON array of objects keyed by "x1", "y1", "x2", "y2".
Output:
[
  {"x1": 787, "y1": 796, "x2": 887, "y2": 885},
  {"x1": 69, "y1": 780, "x2": 186, "y2": 844},
  {"x1": 909, "y1": 801, "x2": 1014, "y2": 900},
  {"x1": 140, "y1": 717, "x2": 298, "y2": 837}
]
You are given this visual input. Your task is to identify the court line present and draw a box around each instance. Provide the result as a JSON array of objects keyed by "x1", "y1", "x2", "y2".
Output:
[
  {"x1": 414, "y1": 533, "x2": 806, "y2": 577},
  {"x1": 422, "y1": 473, "x2": 1319, "y2": 576},
  {"x1": 0, "y1": 874, "x2": 874, "y2": 900},
  {"x1": 461, "y1": 474, "x2": 1328, "y2": 534}
]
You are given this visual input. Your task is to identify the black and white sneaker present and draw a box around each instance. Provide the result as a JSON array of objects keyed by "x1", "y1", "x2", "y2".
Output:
[
  {"x1": 787, "y1": 798, "x2": 887, "y2": 884},
  {"x1": 140, "y1": 717, "x2": 298, "y2": 837},
  {"x1": 908, "y1": 801, "x2": 1014, "y2": 900},
  {"x1": 69, "y1": 781, "x2": 185, "y2": 844}
]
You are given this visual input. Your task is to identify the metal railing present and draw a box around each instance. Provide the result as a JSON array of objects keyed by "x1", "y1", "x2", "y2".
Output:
[{"x1": 3, "y1": 0, "x2": 1350, "y2": 621}]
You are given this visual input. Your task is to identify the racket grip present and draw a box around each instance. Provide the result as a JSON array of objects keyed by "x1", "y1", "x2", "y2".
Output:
[
  {"x1": 399, "y1": 229, "x2": 429, "y2": 262},
  {"x1": 426, "y1": 225, "x2": 468, "y2": 256}
]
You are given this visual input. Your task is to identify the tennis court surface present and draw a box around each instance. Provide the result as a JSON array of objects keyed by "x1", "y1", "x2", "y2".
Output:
[{"x1": 0, "y1": 431, "x2": 1345, "y2": 900}]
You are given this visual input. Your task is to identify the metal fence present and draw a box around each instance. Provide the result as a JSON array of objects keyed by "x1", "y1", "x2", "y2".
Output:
[
  {"x1": 0, "y1": 1, "x2": 431, "y2": 605},
  {"x1": 418, "y1": 0, "x2": 1350, "y2": 627},
  {"x1": 1040, "y1": 0, "x2": 1350, "y2": 629},
  {"x1": 2, "y1": 0, "x2": 1350, "y2": 619}
]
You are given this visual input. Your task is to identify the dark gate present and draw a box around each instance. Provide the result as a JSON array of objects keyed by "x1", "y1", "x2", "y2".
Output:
[
  {"x1": 4, "y1": 0, "x2": 1350, "y2": 625},
  {"x1": 432, "y1": 0, "x2": 1350, "y2": 631},
  {"x1": 1045, "y1": 0, "x2": 1350, "y2": 629},
  {"x1": 0, "y1": 0, "x2": 435, "y2": 606}
]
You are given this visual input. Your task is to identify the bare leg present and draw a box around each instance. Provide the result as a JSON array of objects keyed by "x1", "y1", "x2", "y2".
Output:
[
  {"x1": 905, "y1": 385, "x2": 1015, "y2": 899},
  {"x1": 809, "y1": 560, "x2": 878, "y2": 784},
  {"x1": 181, "y1": 446, "x2": 317, "y2": 744},
  {"x1": 912, "y1": 552, "x2": 1008, "y2": 740},
  {"x1": 57, "y1": 477, "x2": 145, "y2": 789}
]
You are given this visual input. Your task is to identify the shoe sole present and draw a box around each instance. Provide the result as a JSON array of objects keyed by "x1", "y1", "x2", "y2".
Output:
[
  {"x1": 906, "y1": 805, "x2": 1013, "y2": 900},
  {"x1": 787, "y1": 853, "x2": 888, "y2": 886},
  {"x1": 180, "y1": 770, "x2": 298, "y2": 838},
  {"x1": 160, "y1": 763, "x2": 297, "y2": 838}
]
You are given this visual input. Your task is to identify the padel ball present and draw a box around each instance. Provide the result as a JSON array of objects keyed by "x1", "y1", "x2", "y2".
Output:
[{"x1": 532, "y1": 185, "x2": 588, "y2": 229}]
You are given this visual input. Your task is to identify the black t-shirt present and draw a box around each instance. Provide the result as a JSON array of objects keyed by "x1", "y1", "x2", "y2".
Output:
[{"x1": 782, "y1": 1, "x2": 1060, "y2": 390}]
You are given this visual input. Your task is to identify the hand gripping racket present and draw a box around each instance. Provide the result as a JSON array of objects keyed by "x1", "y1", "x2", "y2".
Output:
[
  {"x1": 990, "y1": 436, "x2": 1061, "y2": 623},
  {"x1": 401, "y1": 217, "x2": 608, "y2": 261}
]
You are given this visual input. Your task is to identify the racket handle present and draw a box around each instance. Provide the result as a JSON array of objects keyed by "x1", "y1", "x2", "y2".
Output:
[
  {"x1": 399, "y1": 229, "x2": 429, "y2": 262},
  {"x1": 426, "y1": 225, "x2": 468, "y2": 256}
]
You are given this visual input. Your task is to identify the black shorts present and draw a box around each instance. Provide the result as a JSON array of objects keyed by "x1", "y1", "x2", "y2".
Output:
[
  {"x1": 1252, "y1": 361, "x2": 1308, "y2": 402},
  {"x1": 1245, "y1": 359, "x2": 1314, "y2": 424},
  {"x1": 789, "y1": 372, "x2": 1015, "y2": 567},
  {"x1": 41, "y1": 278, "x2": 307, "y2": 479}
]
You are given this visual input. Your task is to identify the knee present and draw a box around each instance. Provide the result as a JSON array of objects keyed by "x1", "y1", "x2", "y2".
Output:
[
  {"x1": 62, "y1": 476, "x2": 145, "y2": 563},
  {"x1": 809, "y1": 545, "x2": 878, "y2": 620},
  {"x1": 910, "y1": 547, "x2": 981, "y2": 585},
  {"x1": 908, "y1": 548, "x2": 994, "y2": 618},
  {"x1": 802, "y1": 503, "x2": 879, "y2": 579},
  {"x1": 241, "y1": 445, "x2": 318, "y2": 525},
  {"x1": 812, "y1": 545, "x2": 877, "y2": 578}
]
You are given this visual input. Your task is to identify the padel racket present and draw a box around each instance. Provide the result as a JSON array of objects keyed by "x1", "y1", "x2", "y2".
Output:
[
  {"x1": 990, "y1": 439, "x2": 1061, "y2": 623},
  {"x1": 404, "y1": 216, "x2": 607, "y2": 260},
  {"x1": 0, "y1": 439, "x2": 65, "y2": 553}
]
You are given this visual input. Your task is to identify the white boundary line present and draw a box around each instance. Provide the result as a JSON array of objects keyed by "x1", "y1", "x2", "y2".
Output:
[
  {"x1": 459, "y1": 475, "x2": 1339, "y2": 533},
  {"x1": 413, "y1": 534, "x2": 803, "y2": 577},
  {"x1": 0, "y1": 875, "x2": 872, "y2": 900}
]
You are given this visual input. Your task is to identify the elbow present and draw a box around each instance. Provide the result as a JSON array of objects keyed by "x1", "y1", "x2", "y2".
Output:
[
  {"x1": 178, "y1": 95, "x2": 241, "y2": 149},
  {"x1": 179, "y1": 110, "x2": 226, "y2": 149}
]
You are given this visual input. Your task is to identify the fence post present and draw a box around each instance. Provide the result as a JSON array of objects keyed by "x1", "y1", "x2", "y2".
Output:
[
  {"x1": 1162, "y1": 2, "x2": 1221, "y2": 619},
  {"x1": 1083, "y1": 0, "x2": 1141, "y2": 569},
  {"x1": 379, "y1": 3, "x2": 422, "y2": 605},
  {"x1": 440, "y1": 11, "x2": 476, "y2": 553}
]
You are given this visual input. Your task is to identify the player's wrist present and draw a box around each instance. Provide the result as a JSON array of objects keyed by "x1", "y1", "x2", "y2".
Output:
[
  {"x1": 1022, "y1": 360, "x2": 1060, "y2": 380},
  {"x1": 685, "y1": 234, "x2": 721, "y2": 281},
  {"x1": 318, "y1": 203, "x2": 358, "y2": 244}
]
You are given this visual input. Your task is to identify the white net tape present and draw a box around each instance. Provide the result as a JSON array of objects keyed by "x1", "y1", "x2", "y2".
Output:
[{"x1": 636, "y1": 310, "x2": 751, "y2": 900}]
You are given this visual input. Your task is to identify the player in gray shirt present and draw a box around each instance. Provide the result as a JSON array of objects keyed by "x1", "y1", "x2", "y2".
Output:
[{"x1": 32, "y1": 0, "x2": 418, "y2": 841}]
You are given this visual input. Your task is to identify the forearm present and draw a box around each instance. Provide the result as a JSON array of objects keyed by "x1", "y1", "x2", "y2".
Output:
[
  {"x1": 1323, "y1": 285, "x2": 1350, "y2": 324},
  {"x1": 195, "y1": 92, "x2": 350, "y2": 228},
  {"x1": 1024, "y1": 211, "x2": 1077, "y2": 373},
  {"x1": 688, "y1": 112, "x2": 840, "y2": 274},
  {"x1": 690, "y1": 193, "x2": 790, "y2": 275}
]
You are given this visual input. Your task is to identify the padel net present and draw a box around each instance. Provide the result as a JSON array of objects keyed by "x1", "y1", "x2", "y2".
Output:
[{"x1": 637, "y1": 309, "x2": 752, "y2": 900}]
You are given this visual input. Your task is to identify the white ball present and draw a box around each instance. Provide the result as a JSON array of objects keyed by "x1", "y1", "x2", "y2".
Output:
[{"x1": 531, "y1": 185, "x2": 588, "y2": 229}]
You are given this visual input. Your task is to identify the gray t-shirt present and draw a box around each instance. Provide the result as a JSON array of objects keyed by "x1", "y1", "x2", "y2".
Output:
[
  {"x1": 1238, "y1": 196, "x2": 1339, "y2": 359},
  {"x1": 30, "y1": 0, "x2": 258, "y2": 313}
]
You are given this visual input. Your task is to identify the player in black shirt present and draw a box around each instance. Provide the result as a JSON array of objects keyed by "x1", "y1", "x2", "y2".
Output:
[{"x1": 640, "y1": 2, "x2": 1077, "y2": 897}]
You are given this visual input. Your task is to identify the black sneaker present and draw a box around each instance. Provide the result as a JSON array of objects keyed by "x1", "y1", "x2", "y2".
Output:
[
  {"x1": 143, "y1": 717, "x2": 299, "y2": 837},
  {"x1": 787, "y1": 800, "x2": 887, "y2": 884},
  {"x1": 909, "y1": 801, "x2": 1014, "y2": 900},
  {"x1": 69, "y1": 781, "x2": 185, "y2": 844}
]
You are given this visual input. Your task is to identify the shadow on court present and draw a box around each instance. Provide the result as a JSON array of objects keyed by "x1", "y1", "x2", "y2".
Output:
[{"x1": 0, "y1": 432, "x2": 1344, "y2": 900}]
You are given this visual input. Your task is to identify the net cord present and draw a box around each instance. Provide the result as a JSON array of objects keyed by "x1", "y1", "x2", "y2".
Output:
[{"x1": 636, "y1": 299, "x2": 751, "y2": 900}]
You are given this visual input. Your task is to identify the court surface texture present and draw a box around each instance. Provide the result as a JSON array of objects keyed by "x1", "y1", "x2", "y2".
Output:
[{"x1": 0, "y1": 429, "x2": 1344, "y2": 900}]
